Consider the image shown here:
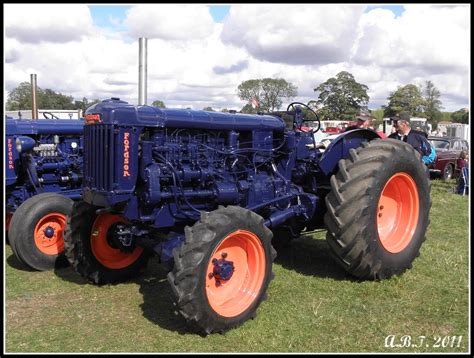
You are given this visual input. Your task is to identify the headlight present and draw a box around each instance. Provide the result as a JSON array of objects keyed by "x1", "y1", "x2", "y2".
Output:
[
  {"x1": 15, "y1": 138, "x2": 21, "y2": 152},
  {"x1": 15, "y1": 136, "x2": 36, "y2": 153}
]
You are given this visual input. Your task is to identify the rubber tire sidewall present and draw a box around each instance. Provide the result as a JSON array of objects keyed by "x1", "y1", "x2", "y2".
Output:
[
  {"x1": 169, "y1": 206, "x2": 276, "y2": 334},
  {"x1": 64, "y1": 201, "x2": 150, "y2": 284},
  {"x1": 364, "y1": 150, "x2": 430, "y2": 277},
  {"x1": 325, "y1": 139, "x2": 431, "y2": 279},
  {"x1": 197, "y1": 216, "x2": 274, "y2": 330},
  {"x1": 8, "y1": 193, "x2": 72, "y2": 271}
]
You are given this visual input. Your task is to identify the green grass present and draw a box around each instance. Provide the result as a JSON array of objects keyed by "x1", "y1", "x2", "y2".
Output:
[{"x1": 5, "y1": 180, "x2": 469, "y2": 353}]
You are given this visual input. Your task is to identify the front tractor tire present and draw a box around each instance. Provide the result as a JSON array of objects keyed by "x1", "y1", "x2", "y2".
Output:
[
  {"x1": 324, "y1": 139, "x2": 431, "y2": 280},
  {"x1": 8, "y1": 193, "x2": 72, "y2": 271},
  {"x1": 168, "y1": 206, "x2": 276, "y2": 334},
  {"x1": 64, "y1": 201, "x2": 150, "y2": 284}
]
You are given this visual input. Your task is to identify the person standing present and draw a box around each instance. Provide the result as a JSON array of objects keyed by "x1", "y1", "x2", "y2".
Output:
[
  {"x1": 345, "y1": 110, "x2": 387, "y2": 138},
  {"x1": 388, "y1": 112, "x2": 432, "y2": 158}
]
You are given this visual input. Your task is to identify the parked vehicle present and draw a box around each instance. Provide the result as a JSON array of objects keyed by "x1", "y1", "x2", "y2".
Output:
[
  {"x1": 64, "y1": 99, "x2": 431, "y2": 334},
  {"x1": 6, "y1": 115, "x2": 83, "y2": 270},
  {"x1": 324, "y1": 121, "x2": 355, "y2": 134},
  {"x1": 427, "y1": 137, "x2": 469, "y2": 180},
  {"x1": 445, "y1": 123, "x2": 469, "y2": 142}
]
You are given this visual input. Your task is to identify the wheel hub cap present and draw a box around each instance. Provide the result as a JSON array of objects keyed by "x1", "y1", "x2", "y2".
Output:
[
  {"x1": 44, "y1": 226, "x2": 55, "y2": 238},
  {"x1": 208, "y1": 252, "x2": 235, "y2": 286},
  {"x1": 90, "y1": 213, "x2": 144, "y2": 269}
]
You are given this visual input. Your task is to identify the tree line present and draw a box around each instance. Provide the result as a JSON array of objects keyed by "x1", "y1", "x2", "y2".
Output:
[
  {"x1": 6, "y1": 73, "x2": 468, "y2": 127},
  {"x1": 234, "y1": 72, "x2": 467, "y2": 127},
  {"x1": 6, "y1": 82, "x2": 101, "y2": 114}
]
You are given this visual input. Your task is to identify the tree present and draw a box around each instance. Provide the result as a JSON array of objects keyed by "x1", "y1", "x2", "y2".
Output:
[
  {"x1": 237, "y1": 78, "x2": 298, "y2": 112},
  {"x1": 451, "y1": 108, "x2": 469, "y2": 124},
  {"x1": 313, "y1": 71, "x2": 369, "y2": 121},
  {"x1": 6, "y1": 82, "x2": 35, "y2": 110},
  {"x1": 203, "y1": 106, "x2": 215, "y2": 111},
  {"x1": 39, "y1": 89, "x2": 75, "y2": 109},
  {"x1": 438, "y1": 112, "x2": 453, "y2": 122},
  {"x1": 6, "y1": 82, "x2": 76, "y2": 110},
  {"x1": 74, "y1": 97, "x2": 101, "y2": 113},
  {"x1": 307, "y1": 100, "x2": 319, "y2": 111},
  {"x1": 370, "y1": 108, "x2": 385, "y2": 121},
  {"x1": 240, "y1": 104, "x2": 258, "y2": 114},
  {"x1": 152, "y1": 100, "x2": 166, "y2": 108},
  {"x1": 384, "y1": 84, "x2": 426, "y2": 117},
  {"x1": 369, "y1": 108, "x2": 385, "y2": 128},
  {"x1": 422, "y1": 80, "x2": 443, "y2": 124}
]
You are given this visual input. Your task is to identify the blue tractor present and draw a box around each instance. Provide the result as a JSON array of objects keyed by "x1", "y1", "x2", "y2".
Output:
[
  {"x1": 6, "y1": 114, "x2": 83, "y2": 271},
  {"x1": 64, "y1": 98, "x2": 431, "y2": 334}
]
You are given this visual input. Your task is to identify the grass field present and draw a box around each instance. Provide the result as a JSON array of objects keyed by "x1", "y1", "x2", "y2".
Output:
[{"x1": 4, "y1": 180, "x2": 470, "y2": 353}]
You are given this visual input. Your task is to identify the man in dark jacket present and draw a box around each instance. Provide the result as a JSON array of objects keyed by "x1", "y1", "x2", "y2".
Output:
[{"x1": 388, "y1": 112, "x2": 432, "y2": 157}]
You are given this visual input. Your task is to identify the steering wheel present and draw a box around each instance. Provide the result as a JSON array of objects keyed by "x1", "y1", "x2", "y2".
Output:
[
  {"x1": 42, "y1": 112, "x2": 60, "y2": 119},
  {"x1": 286, "y1": 102, "x2": 321, "y2": 133}
]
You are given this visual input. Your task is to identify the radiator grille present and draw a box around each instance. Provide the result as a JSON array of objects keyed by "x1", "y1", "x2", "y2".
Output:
[{"x1": 84, "y1": 124, "x2": 114, "y2": 191}]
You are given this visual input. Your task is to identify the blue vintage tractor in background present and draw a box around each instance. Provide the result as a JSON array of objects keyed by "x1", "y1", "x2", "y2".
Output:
[
  {"x1": 64, "y1": 98, "x2": 431, "y2": 334},
  {"x1": 6, "y1": 114, "x2": 83, "y2": 271}
]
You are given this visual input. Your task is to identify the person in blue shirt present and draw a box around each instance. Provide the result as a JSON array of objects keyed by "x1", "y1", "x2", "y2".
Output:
[{"x1": 388, "y1": 112, "x2": 432, "y2": 158}]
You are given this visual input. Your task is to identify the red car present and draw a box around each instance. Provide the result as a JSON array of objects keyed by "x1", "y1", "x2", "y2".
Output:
[{"x1": 428, "y1": 137, "x2": 469, "y2": 180}]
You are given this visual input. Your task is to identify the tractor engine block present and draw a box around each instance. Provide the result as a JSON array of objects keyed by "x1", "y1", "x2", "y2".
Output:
[{"x1": 83, "y1": 99, "x2": 318, "y2": 230}]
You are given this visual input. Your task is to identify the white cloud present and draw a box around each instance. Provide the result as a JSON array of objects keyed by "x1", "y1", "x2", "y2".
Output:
[
  {"x1": 352, "y1": 5, "x2": 469, "y2": 71},
  {"x1": 3, "y1": 33, "x2": 139, "y2": 101},
  {"x1": 4, "y1": 4, "x2": 94, "y2": 43},
  {"x1": 348, "y1": 5, "x2": 470, "y2": 110},
  {"x1": 124, "y1": 4, "x2": 215, "y2": 40},
  {"x1": 3, "y1": 4, "x2": 469, "y2": 112},
  {"x1": 141, "y1": 24, "x2": 252, "y2": 108},
  {"x1": 221, "y1": 5, "x2": 366, "y2": 65},
  {"x1": 5, "y1": 38, "x2": 22, "y2": 64}
]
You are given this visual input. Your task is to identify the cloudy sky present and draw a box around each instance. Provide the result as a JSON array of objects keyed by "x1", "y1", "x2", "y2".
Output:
[{"x1": 4, "y1": 4, "x2": 470, "y2": 112}]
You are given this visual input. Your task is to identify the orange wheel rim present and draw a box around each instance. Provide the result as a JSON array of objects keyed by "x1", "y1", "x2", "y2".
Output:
[
  {"x1": 206, "y1": 230, "x2": 266, "y2": 318},
  {"x1": 34, "y1": 213, "x2": 66, "y2": 255},
  {"x1": 377, "y1": 172, "x2": 420, "y2": 253},
  {"x1": 90, "y1": 213, "x2": 144, "y2": 269}
]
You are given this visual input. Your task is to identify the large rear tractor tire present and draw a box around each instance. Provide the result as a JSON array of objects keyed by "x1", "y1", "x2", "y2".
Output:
[
  {"x1": 324, "y1": 139, "x2": 431, "y2": 280},
  {"x1": 64, "y1": 201, "x2": 150, "y2": 284},
  {"x1": 8, "y1": 193, "x2": 72, "y2": 271},
  {"x1": 168, "y1": 206, "x2": 276, "y2": 334}
]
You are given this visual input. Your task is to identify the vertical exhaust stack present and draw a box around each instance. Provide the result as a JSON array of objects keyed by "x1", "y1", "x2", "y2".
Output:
[
  {"x1": 138, "y1": 37, "x2": 148, "y2": 105},
  {"x1": 30, "y1": 74, "x2": 38, "y2": 119}
]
